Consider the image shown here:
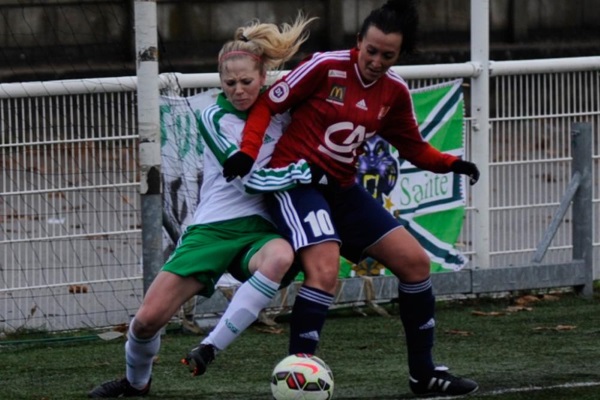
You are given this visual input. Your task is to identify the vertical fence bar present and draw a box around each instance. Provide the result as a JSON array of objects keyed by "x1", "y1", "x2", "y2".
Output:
[
  {"x1": 135, "y1": 0, "x2": 162, "y2": 294},
  {"x1": 470, "y1": 0, "x2": 491, "y2": 268},
  {"x1": 571, "y1": 122, "x2": 593, "y2": 296}
]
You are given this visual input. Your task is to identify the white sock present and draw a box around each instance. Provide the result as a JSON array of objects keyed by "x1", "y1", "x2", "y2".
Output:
[
  {"x1": 125, "y1": 322, "x2": 160, "y2": 389},
  {"x1": 203, "y1": 270, "x2": 279, "y2": 351}
]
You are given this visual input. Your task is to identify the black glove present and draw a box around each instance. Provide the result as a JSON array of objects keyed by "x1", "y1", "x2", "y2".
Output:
[
  {"x1": 223, "y1": 151, "x2": 254, "y2": 182},
  {"x1": 309, "y1": 163, "x2": 331, "y2": 186},
  {"x1": 309, "y1": 163, "x2": 344, "y2": 191},
  {"x1": 451, "y1": 159, "x2": 480, "y2": 185}
]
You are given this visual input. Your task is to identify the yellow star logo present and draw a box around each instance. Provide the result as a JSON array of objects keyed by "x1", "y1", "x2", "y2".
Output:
[{"x1": 383, "y1": 193, "x2": 394, "y2": 211}]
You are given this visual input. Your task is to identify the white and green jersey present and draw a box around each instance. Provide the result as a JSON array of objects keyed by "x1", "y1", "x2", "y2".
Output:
[{"x1": 192, "y1": 92, "x2": 311, "y2": 225}]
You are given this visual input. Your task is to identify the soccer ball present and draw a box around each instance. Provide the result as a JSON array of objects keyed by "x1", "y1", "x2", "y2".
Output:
[{"x1": 271, "y1": 354, "x2": 334, "y2": 400}]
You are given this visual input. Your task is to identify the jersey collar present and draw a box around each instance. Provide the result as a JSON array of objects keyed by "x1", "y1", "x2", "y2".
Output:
[
  {"x1": 216, "y1": 88, "x2": 268, "y2": 120},
  {"x1": 351, "y1": 47, "x2": 380, "y2": 89},
  {"x1": 216, "y1": 92, "x2": 248, "y2": 120}
]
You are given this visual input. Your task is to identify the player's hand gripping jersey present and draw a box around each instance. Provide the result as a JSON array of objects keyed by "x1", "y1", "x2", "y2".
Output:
[
  {"x1": 240, "y1": 48, "x2": 459, "y2": 188},
  {"x1": 192, "y1": 93, "x2": 312, "y2": 225}
]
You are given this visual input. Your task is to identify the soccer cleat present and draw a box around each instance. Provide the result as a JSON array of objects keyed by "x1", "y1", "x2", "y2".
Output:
[
  {"x1": 409, "y1": 366, "x2": 478, "y2": 397},
  {"x1": 181, "y1": 343, "x2": 216, "y2": 376},
  {"x1": 87, "y1": 377, "x2": 151, "y2": 398}
]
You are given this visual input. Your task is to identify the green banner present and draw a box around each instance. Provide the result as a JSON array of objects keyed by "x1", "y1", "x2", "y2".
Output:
[{"x1": 341, "y1": 79, "x2": 468, "y2": 278}]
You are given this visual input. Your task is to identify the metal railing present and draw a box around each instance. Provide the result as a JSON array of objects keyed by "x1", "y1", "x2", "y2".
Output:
[{"x1": 1, "y1": 56, "x2": 599, "y2": 332}]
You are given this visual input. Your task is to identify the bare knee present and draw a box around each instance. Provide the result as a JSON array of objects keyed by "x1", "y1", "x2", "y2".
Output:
[
  {"x1": 251, "y1": 239, "x2": 295, "y2": 282},
  {"x1": 406, "y1": 251, "x2": 431, "y2": 281},
  {"x1": 131, "y1": 308, "x2": 166, "y2": 338},
  {"x1": 367, "y1": 228, "x2": 432, "y2": 282},
  {"x1": 269, "y1": 247, "x2": 295, "y2": 274},
  {"x1": 305, "y1": 264, "x2": 338, "y2": 293},
  {"x1": 389, "y1": 250, "x2": 431, "y2": 282},
  {"x1": 260, "y1": 253, "x2": 294, "y2": 282},
  {"x1": 300, "y1": 242, "x2": 340, "y2": 294}
]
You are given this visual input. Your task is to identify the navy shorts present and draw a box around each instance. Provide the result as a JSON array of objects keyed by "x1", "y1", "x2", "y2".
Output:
[{"x1": 266, "y1": 184, "x2": 402, "y2": 264}]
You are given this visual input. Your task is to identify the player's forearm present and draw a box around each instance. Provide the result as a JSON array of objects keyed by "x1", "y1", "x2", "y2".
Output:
[
  {"x1": 405, "y1": 144, "x2": 459, "y2": 173},
  {"x1": 243, "y1": 160, "x2": 312, "y2": 194},
  {"x1": 240, "y1": 96, "x2": 273, "y2": 160}
]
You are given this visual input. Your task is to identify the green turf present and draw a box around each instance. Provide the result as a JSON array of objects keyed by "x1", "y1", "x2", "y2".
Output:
[{"x1": 1, "y1": 291, "x2": 599, "y2": 399}]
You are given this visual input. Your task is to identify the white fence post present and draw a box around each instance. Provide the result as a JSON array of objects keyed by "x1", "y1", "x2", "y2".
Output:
[
  {"x1": 135, "y1": 0, "x2": 163, "y2": 294},
  {"x1": 470, "y1": 0, "x2": 491, "y2": 268}
]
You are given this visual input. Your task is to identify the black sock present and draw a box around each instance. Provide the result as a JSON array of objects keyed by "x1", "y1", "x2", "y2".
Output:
[
  {"x1": 398, "y1": 278, "x2": 436, "y2": 379},
  {"x1": 288, "y1": 285, "x2": 333, "y2": 355}
]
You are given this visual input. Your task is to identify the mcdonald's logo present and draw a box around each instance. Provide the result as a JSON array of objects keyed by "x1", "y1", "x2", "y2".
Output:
[{"x1": 327, "y1": 84, "x2": 346, "y2": 104}]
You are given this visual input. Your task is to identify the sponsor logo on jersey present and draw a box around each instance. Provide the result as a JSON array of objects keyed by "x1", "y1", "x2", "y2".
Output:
[
  {"x1": 327, "y1": 84, "x2": 346, "y2": 105},
  {"x1": 328, "y1": 69, "x2": 347, "y2": 78},
  {"x1": 355, "y1": 99, "x2": 368, "y2": 110},
  {"x1": 317, "y1": 122, "x2": 377, "y2": 164},
  {"x1": 263, "y1": 134, "x2": 275, "y2": 144},
  {"x1": 377, "y1": 105, "x2": 390, "y2": 119},
  {"x1": 269, "y1": 81, "x2": 290, "y2": 103}
]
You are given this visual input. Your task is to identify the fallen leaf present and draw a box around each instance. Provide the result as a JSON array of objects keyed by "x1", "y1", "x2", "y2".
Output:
[
  {"x1": 257, "y1": 310, "x2": 279, "y2": 326},
  {"x1": 181, "y1": 319, "x2": 204, "y2": 335},
  {"x1": 254, "y1": 326, "x2": 284, "y2": 335},
  {"x1": 506, "y1": 306, "x2": 532, "y2": 313},
  {"x1": 113, "y1": 323, "x2": 128, "y2": 333},
  {"x1": 445, "y1": 329, "x2": 473, "y2": 336},
  {"x1": 515, "y1": 295, "x2": 540, "y2": 305},
  {"x1": 541, "y1": 294, "x2": 560, "y2": 301},
  {"x1": 555, "y1": 325, "x2": 577, "y2": 331},
  {"x1": 98, "y1": 331, "x2": 125, "y2": 341},
  {"x1": 533, "y1": 325, "x2": 577, "y2": 331},
  {"x1": 471, "y1": 310, "x2": 506, "y2": 317}
]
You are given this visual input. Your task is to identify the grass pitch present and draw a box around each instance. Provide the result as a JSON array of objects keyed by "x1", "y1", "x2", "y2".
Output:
[{"x1": 1, "y1": 290, "x2": 599, "y2": 399}]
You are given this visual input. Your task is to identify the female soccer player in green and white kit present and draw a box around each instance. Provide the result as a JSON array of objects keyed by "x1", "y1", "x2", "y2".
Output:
[{"x1": 88, "y1": 13, "x2": 317, "y2": 398}]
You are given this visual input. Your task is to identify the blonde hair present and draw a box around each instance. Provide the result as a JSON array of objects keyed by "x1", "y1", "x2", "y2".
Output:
[{"x1": 218, "y1": 12, "x2": 317, "y2": 74}]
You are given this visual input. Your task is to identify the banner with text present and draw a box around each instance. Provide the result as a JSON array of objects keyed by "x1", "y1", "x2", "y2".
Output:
[{"x1": 348, "y1": 79, "x2": 467, "y2": 277}]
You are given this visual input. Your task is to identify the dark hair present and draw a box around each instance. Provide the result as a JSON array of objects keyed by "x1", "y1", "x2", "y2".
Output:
[{"x1": 358, "y1": 0, "x2": 419, "y2": 55}]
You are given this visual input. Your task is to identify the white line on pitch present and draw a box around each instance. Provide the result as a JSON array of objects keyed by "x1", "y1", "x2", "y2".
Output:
[
  {"x1": 484, "y1": 381, "x2": 600, "y2": 396},
  {"x1": 424, "y1": 381, "x2": 600, "y2": 399}
]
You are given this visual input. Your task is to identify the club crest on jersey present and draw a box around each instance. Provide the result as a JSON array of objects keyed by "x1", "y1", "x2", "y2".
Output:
[
  {"x1": 327, "y1": 84, "x2": 346, "y2": 105},
  {"x1": 378, "y1": 106, "x2": 390, "y2": 119},
  {"x1": 328, "y1": 70, "x2": 347, "y2": 78},
  {"x1": 269, "y1": 81, "x2": 290, "y2": 103}
]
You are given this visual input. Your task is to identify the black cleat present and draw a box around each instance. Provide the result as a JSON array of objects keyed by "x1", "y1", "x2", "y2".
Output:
[
  {"x1": 88, "y1": 377, "x2": 151, "y2": 398},
  {"x1": 409, "y1": 366, "x2": 478, "y2": 397},
  {"x1": 181, "y1": 343, "x2": 216, "y2": 377}
]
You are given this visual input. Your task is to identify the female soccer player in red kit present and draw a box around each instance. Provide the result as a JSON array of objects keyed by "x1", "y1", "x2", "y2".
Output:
[{"x1": 223, "y1": 0, "x2": 479, "y2": 396}]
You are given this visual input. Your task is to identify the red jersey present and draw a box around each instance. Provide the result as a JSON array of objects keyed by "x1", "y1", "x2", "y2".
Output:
[{"x1": 241, "y1": 48, "x2": 458, "y2": 187}]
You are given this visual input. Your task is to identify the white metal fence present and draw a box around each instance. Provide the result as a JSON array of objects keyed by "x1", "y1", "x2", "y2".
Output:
[
  {"x1": 1, "y1": 57, "x2": 599, "y2": 332},
  {"x1": 1, "y1": 85, "x2": 143, "y2": 332},
  {"x1": 489, "y1": 66, "x2": 600, "y2": 267}
]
